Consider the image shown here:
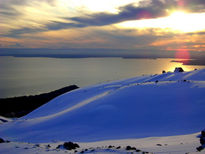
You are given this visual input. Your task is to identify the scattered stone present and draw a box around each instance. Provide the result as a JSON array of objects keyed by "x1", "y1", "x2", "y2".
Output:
[
  {"x1": 116, "y1": 146, "x2": 121, "y2": 149},
  {"x1": 136, "y1": 149, "x2": 141, "y2": 152},
  {"x1": 155, "y1": 80, "x2": 158, "y2": 83},
  {"x1": 156, "y1": 144, "x2": 162, "y2": 146},
  {"x1": 162, "y1": 70, "x2": 166, "y2": 74}
]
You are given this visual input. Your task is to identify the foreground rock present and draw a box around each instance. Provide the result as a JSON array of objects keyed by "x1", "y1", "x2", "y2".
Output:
[
  {"x1": 57, "y1": 142, "x2": 80, "y2": 150},
  {"x1": 197, "y1": 129, "x2": 205, "y2": 151}
]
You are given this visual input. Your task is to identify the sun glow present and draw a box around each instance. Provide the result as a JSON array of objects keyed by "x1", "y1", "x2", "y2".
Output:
[{"x1": 116, "y1": 11, "x2": 205, "y2": 33}]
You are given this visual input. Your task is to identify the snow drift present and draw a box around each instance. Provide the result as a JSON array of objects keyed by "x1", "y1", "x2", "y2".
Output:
[{"x1": 0, "y1": 69, "x2": 205, "y2": 143}]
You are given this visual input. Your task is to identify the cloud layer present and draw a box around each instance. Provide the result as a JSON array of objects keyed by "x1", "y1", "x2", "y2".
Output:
[{"x1": 0, "y1": 0, "x2": 205, "y2": 52}]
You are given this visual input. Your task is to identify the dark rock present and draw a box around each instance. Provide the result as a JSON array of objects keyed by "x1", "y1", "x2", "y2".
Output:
[
  {"x1": 63, "y1": 142, "x2": 80, "y2": 150},
  {"x1": 56, "y1": 145, "x2": 62, "y2": 149},
  {"x1": 116, "y1": 146, "x2": 121, "y2": 149},
  {"x1": 0, "y1": 138, "x2": 5, "y2": 143},
  {"x1": 47, "y1": 144, "x2": 51, "y2": 148},
  {"x1": 108, "y1": 145, "x2": 114, "y2": 148},
  {"x1": 156, "y1": 144, "x2": 162, "y2": 146},
  {"x1": 200, "y1": 138, "x2": 205, "y2": 145},
  {"x1": 174, "y1": 67, "x2": 184, "y2": 73},
  {"x1": 126, "y1": 146, "x2": 136, "y2": 150},
  {"x1": 201, "y1": 130, "x2": 205, "y2": 137},
  {"x1": 0, "y1": 118, "x2": 8, "y2": 123},
  {"x1": 196, "y1": 146, "x2": 204, "y2": 152},
  {"x1": 155, "y1": 80, "x2": 158, "y2": 83},
  {"x1": 162, "y1": 70, "x2": 166, "y2": 74}
]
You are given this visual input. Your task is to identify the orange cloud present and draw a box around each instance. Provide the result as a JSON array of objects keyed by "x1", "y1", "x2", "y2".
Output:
[{"x1": 150, "y1": 33, "x2": 205, "y2": 51}]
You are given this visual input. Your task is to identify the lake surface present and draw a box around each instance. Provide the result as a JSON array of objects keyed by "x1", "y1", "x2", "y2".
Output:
[{"x1": 0, "y1": 56, "x2": 204, "y2": 98}]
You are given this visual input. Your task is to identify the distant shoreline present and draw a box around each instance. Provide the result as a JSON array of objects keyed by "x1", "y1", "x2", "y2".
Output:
[{"x1": 1, "y1": 54, "x2": 205, "y2": 66}]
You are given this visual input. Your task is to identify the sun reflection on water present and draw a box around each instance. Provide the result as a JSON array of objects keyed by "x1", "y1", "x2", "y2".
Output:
[{"x1": 165, "y1": 59, "x2": 198, "y2": 72}]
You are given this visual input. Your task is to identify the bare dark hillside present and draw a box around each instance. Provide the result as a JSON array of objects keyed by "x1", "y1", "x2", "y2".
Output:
[{"x1": 0, "y1": 85, "x2": 79, "y2": 118}]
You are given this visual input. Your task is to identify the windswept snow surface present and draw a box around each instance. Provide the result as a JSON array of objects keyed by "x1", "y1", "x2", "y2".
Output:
[
  {"x1": 0, "y1": 133, "x2": 202, "y2": 154},
  {"x1": 0, "y1": 69, "x2": 205, "y2": 143}
]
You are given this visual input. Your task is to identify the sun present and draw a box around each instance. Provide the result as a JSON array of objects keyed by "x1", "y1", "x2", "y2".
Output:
[
  {"x1": 116, "y1": 10, "x2": 205, "y2": 33},
  {"x1": 166, "y1": 10, "x2": 205, "y2": 32},
  {"x1": 167, "y1": 11, "x2": 195, "y2": 32},
  {"x1": 169, "y1": 10, "x2": 187, "y2": 17}
]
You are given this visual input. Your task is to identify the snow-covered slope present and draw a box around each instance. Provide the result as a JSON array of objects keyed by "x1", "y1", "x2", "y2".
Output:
[{"x1": 0, "y1": 69, "x2": 205, "y2": 143}]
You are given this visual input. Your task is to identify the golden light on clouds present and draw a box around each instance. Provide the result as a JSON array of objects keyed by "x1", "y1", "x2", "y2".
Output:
[
  {"x1": 1, "y1": 0, "x2": 205, "y2": 51},
  {"x1": 116, "y1": 12, "x2": 205, "y2": 33},
  {"x1": 1, "y1": 0, "x2": 140, "y2": 33},
  {"x1": 57, "y1": 0, "x2": 139, "y2": 13}
]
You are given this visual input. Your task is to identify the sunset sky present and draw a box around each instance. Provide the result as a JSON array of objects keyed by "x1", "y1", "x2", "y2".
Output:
[{"x1": 0, "y1": 0, "x2": 205, "y2": 53}]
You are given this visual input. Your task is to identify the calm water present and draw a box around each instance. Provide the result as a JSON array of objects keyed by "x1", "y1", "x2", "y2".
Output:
[{"x1": 0, "y1": 56, "x2": 204, "y2": 98}]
